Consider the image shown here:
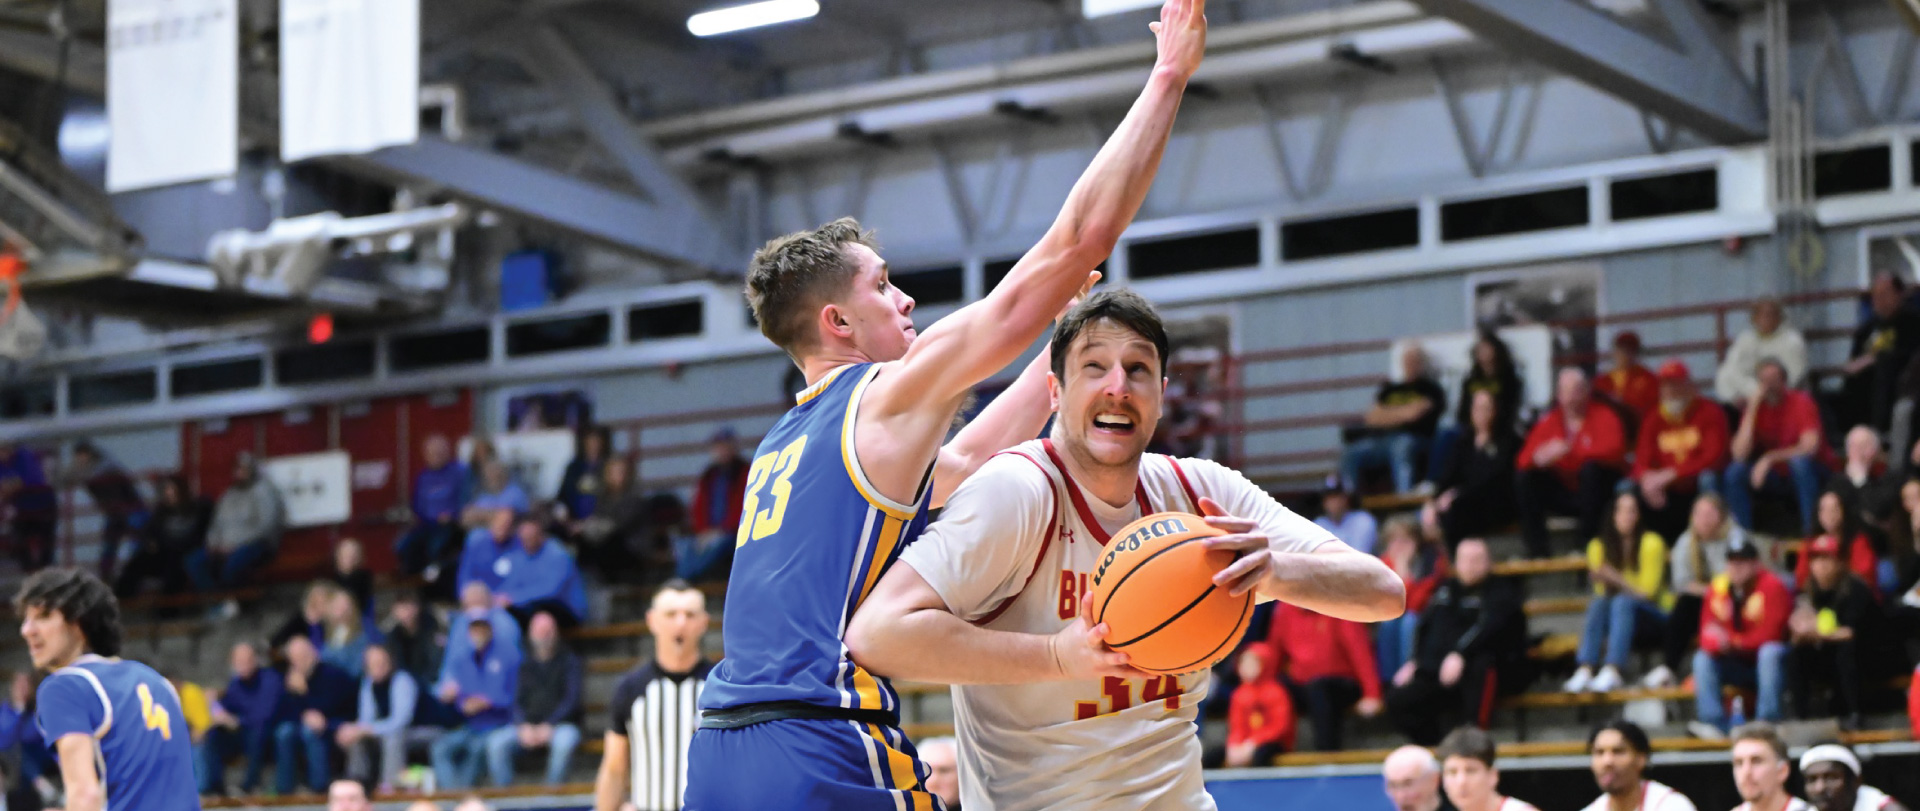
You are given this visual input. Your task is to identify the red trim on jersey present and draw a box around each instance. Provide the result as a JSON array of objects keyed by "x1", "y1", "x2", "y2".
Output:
[
  {"x1": 1041, "y1": 439, "x2": 1151, "y2": 546},
  {"x1": 973, "y1": 449, "x2": 1059, "y2": 627},
  {"x1": 1165, "y1": 456, "x2": 1200, "y2": 512}
]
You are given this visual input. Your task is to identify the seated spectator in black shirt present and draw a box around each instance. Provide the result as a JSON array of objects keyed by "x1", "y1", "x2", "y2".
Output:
[
  {"x1": 1787, "y1": 535, "x2": 1882, "y2": 730},
  {"x1": 331, "y1": 538, "x2": 375, "y2": 620},
  {"x1": 274, "y1": 636, "x2": 359, "y2": 794},
  {"x1": 1840, "y1": 271, "x2": 1920, "y2": 433},
  {"x1": 574, "y1": 456, "x2": 654, "y2": 578},
  {"x1": 1342, "y1": 345, "x2": 1447, "y2": 494},
  {"x1": 115, "y1": 474, "x2": 207, "y2": 599},
  {"x1": 1424, "y1": 390, "x2": 1517, "y2": 548},
  {"x1": 1385, "y1": 539, "x2": 1527, "y2": 745},
  {"x1": 63, "y1": 442, "x2": 148, "y2": 583}
]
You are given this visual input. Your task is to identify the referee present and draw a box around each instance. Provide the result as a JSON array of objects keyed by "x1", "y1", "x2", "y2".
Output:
[{"x1": 594, "y1": 580, "x2": 714, "y2": 811}]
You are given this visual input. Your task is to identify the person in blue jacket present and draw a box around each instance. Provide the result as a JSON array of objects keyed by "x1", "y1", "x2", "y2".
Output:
[
  {"x1": 499, "y1": 516, "x2": 587, "y2": 628},
  {"x1": 456, "y1": 509, "x2": 518, "y2": 595},
  {"x1": 397, "y1": 435, "x2": 469, "y2": 576},
  {"x1": 430, "y1": 617, "x2": 520, "y2": 790},
  {"x1": 199, "y1": 641, "x2": 283, "y2": 795},
  {"x1": 440, "y1": 582, "x2": 523, "y2": 691}
]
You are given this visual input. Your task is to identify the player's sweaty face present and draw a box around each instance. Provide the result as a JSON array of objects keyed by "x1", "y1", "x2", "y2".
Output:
[
  {"x1": 1056, "y1": 321, "x2": 1163, "y2": 469},
  {"x1": 837, "y1": 244, "x2": 916, "y2": 362},
  {"x1": 19, "y1": 604, "x2": 81, "y2": 671}
]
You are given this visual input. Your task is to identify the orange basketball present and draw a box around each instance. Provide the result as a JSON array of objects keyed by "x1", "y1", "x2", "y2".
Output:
[{"x1": 1087, "y1": 511, "x2": 1255, "y2": 676}]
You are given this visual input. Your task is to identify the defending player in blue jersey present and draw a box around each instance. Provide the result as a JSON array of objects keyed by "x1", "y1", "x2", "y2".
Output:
[
  {"x1": 682, "y1": 2, "x2": 1211, "y2": 808},
  {"x1": 18, "y1": 568, "x2": 199, "y2": 811}
]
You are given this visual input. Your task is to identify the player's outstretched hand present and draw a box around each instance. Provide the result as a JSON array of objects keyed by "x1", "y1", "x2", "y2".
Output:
[
  {"x1": 1049, "y1": 593, "x2": 1154, "y2": 681},
  {"x1": 1150, "y1": 0, "x2": 1207, "y2": 79},
  {"x1": 1197, "y1": 496, "x2": 1274, "y2": 597}
]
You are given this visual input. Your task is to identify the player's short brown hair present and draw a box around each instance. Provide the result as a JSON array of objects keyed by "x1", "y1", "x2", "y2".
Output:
[
  {"x1": 1732, "y1": 721, "x2": 1789, "y2": 762},
  {"x1": 1436, "y1": 726, "x2": 1497, "y2": 768},
  {"x1": 1049, "y1": 289, "x2": 1170, "y2": 381},
  {"x1": 746, "y1": 218, "x2": 879, "y2": 355}
]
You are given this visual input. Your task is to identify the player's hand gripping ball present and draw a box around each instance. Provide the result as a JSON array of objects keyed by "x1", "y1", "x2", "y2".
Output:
[{"x1": 1087, "y1": 511, "x2": 1255, "y2": 675}]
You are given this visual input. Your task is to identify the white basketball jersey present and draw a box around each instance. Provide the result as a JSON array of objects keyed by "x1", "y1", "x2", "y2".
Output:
[
  {"x1": 900, "y1": 439, "x2": 1336, "y2": 811},
  {"x1": 1581, "y1": 781, "x2": 1699, "y2": 811}
]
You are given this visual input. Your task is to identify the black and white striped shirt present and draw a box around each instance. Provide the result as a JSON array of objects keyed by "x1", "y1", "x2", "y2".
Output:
[{"x1": 609, "y1": 659, "x2": 712, "y2": 811}]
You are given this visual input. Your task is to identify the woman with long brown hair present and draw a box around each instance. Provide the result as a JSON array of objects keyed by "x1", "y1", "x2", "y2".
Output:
[{"x1": 1566, "y1": 491, "x2": 1671, "y2": 693}]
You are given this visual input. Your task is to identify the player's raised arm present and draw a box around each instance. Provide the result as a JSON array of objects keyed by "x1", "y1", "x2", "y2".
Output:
[{"x1": 861, "y1": 0, "x2": 1207, "y2": 427}]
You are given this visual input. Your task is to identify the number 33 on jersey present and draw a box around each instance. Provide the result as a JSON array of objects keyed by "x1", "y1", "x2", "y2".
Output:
[{"x1": 737, "y1": 435, "x2": 808, "y2": 546}]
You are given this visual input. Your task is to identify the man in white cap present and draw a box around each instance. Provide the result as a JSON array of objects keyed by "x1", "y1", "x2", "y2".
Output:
[{"x1": 1801, "y1": 743, "x2": 1910, "y2": 811}]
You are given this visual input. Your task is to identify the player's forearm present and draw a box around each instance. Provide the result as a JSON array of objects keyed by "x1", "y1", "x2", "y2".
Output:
[
  {"x1": 847, "y1": 606, "x2": 1060, "y2": 685},
  {"x1": 1258, "y1": 548, "x2": 1405, "y2": 622},
  {"x1": 934, "y1": 350, "x2": 1054, "y2": 506}
]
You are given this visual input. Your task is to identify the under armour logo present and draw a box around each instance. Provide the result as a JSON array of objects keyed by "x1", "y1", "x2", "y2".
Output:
[{"x1": 1061, "y1": 526, "x2": 1075, "y2": 545}]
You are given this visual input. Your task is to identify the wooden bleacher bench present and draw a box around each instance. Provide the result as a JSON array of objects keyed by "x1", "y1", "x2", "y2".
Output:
[
  {"x1": 1271, "y1": 729, "x2": 1912, "y2": 768},
  {"x1": 1528, "y1": 632, "x2": 1579, "y2": 661},
  {"x1": 1359, "y1": 492, "x2": 1431, "y2": 513},
  {"x1": 566, "y1": 620, "x2": 649, "y2": 642},
  {"x1": 1493, "y1": 556, "x2": 1586, "y2": 577},
  {"x1": 587, "y1": 656, "x2": 641, "y2": 675},
  {"x1": 1524, "y1": 596, "x2": 1589, "y2": 616},
  {"x1": 1499, "y1": 686, "x2": 1693, "y2": 710}
]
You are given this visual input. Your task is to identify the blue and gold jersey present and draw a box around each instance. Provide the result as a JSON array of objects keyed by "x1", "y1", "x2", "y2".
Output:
[
  {"x1": 701, "y1": 363, "x2": 932, "y2": 719},
  {"x1": 36, "y1": 654, "x2": 200, "y2": 811}
]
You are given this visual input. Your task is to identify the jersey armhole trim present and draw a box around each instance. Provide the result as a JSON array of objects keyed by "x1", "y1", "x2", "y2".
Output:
[
  {"x1": 52, "y1": 667, "x2": 113, "y2": 739},
  {"x1": 973, "y1": 450, "x2": 1058, "y2": 627},
  {"x1": 1164, "y1": 456, "x2": 1201, "y2": 513},
  {"x1": 842, "y1": 364, "x2": 928, "y2": 520}
]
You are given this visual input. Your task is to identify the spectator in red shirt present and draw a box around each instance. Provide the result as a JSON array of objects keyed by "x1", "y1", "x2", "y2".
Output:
[
  {"x1": 1517, "y1": 368, "x2": 1629, "y2": 558},
  {"x1": 674, "y1": 427, "x2": 748, "y2": 583},
  {"x1": 1689, "y1": 536, "x2": 1791, "y2": 736},
  {"x1": 1267, "y1": 602, "x2": 1383, "y2": 751},
  {"x1": 1630, "y1": 361, "x2": 1730, "y2": 539},
  {"x1": 1792, "y1": 490, "x2": 1880, "y2": 591},
  {"x1": 1724, "y1": 358, "x2": 1831, "y2": 536},
  {"x1": 1596, "y1": 331, "x2": 1660, "y2": 425},
  {"x1": 1221, "y1": 643, "x2": 1295, "y2": 768}
]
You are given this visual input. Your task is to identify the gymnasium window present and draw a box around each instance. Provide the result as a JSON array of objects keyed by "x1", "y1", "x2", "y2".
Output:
[
  {"x1": 1281, "y1": 207, "x2": 1420, "y2": 261},
  {"x1": 276, "y1": 341, "x2": 377, "y2": 385},
  {"x1": 1128, "y1": 228, "x2": 1260, "y2": 280},
  {"x1": 891, "y1": 266, "x2": 964, "y2": 305},
  {"x1": 0, "y1": 379, "x2": 55, "y2": 419},
  {"x1": 71, "y1": 369, "x2": 157, "y2": 412},
  {"x1": 1813, "y1": 144, "x2": 1892, "y2": 198},
  {"x1": 391, "y1": 326, "x2": 490, "y2": 371},
  {"x1": 507, "y1": 313, "x2": 613, "y2": 357},
  {"x1": 171, "y1": 357, "x2": 265, "y2": 398},
  {"x1": 630, "y1": 300, "x2": 705, "y2": 341},
  {"x1": 1440, "y1": 186, "x2": 1589, "y2": 242},
  {"x1": 1610, "y1": 168, "x2": 1719, "y2": 221}
]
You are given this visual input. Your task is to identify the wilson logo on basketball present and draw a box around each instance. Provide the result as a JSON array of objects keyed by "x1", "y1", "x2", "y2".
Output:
[{"x1": 1094, "y1": 516, "x2": 1190, "y2": 586}]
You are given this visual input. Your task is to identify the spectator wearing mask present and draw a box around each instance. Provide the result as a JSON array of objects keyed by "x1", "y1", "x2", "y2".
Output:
[
  {"x1": 1426, "y1": 389, "x2": 1519, "y2": 547},
  {"x1": 190, "y1": 453, "x2": 286, "y2": 618},
  {"x1": 274, "y1": 635, "x2": 359, "y2": 795},
  {"x1": 1517, "y1": 368, "x2": 1629, "y2": 558},
  {"x1": 1595, "y1": 331, "x2": 1660, "y2": 424},
  {"x1": 1437, "y1": 727, "x2": 1542, "y2": 811},
  {"x1": 62, "y1": 442, "x2": 148, "y2": 582},
  {"x1": 397, "y1": 434, "x2": 468, "y2": 576},
  {"x1": 331, "y1": 539, "x2": 374, "y2": 620},
  {"x1": 382, "y1": 594, "x2": 444, "y2": 688},
  {"x1": 273, "y1": 582, "x2": 339, "y2": 654},
  {"x1": 1266, "y1": 601, "x2": 1381, "y2": 751},
  {"x1": 1650, "y1": 493, "x2": 1753, "y2": 689},
  {"x1": 1726, "y1": 358, "x2": 1832, "y2": 535},
  {"x1": 1727, "y1": 723, "x2": 1811, "y2": 811},
  {"x1": 338, "y1": 643, "x2": 420, "y2": 792},
  {"x1": 0, "y1": 443, "x2": 57, "y2": 571},
  {"x1": 1566, "y1": 492, "x2": 1671, "y2": 694},
  {"x1": 116, "y1": 474, "x2": 207, "y2": 599},
  {"x1": 1841, "y1": 271, "x2": 1920, "y2": 433},
  {"x1": 555, "y1": 426, "x2": 612, "y2": 524},
  {"x1": 1314, "y1": 479, "x2": 1378, "y2": 555},
  {"x1": 1689, "y1": 537, "x2": 1791, "y2": 738},
  {"x1": 1787, "y1": 535, "x2": 1881, "y2": 730},
  {"x1": 1386, "y1": 539, "x2": 1527, "y2": 745},
  {"x1": 485, "y1": 612, "x2": 582, "y2": 786},
  {"x1": 461, "y1": 461, "x2": 530, "y2": 529},
  {"x1": 1630, "y1": 361, "x2": 1730, "y2": 539},
  {"x1": 1717, "y1": 298, "x2": 1809, "y2": 408},
  {"x1": 430, "y1": 616, "x2": 520, "y2": 791},
  {"x1": 457, "y1": 509, "x2": 519, "y2": 595},
  {"x1": 1341, "y1": 345, "x2": 1448, "y2": 495},
  {"x1": 1377, "y1": 516, "x2": 1451, "y2": 686},
  {"x1": 1215, "y1": 643, "x2": 1294, "y2": 767},
  {"x1": 498, "y1": 516, "x2": 588, "y2": 628},
  {"x1": 676, "y1": 428, "x2": 748, "y2": 583},
  {"x1": 323, "y1": 589, "x2": 374, "y2": 680},
  {"x1": 1581, "y1": 720, "x2": 1697, "y2": 811},
  {"x1": 197, "y1": 642, "x2": 283, "y2": 796},
  {"x1": 1384, "y1": 745, "x2": 1452, "y2": 811},
  {"x1": 1795, "y1": 490, "x2": 1881, "y2": 593},
  {"x1": 1801, "y1": 743, "x2": 1911, "y2": 811}
]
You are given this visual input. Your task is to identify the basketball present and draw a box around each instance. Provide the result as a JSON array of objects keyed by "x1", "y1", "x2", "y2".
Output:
[{"x1": 1087, "y1": 511, "x2": 1255, "y2": 676}]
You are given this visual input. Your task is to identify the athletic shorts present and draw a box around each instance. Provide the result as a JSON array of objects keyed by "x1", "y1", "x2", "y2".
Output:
[{"x1": 684, "y1": 717, "x2": 943, "y2": 811}]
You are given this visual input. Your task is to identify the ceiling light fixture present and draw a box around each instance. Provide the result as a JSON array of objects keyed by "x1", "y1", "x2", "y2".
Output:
[
  {"x1": 1081, "y1": 0, "x2": 1160, "y2": 18},
  {"x1": 687, "y1": 0, "x2": 820, "y2": 37}
]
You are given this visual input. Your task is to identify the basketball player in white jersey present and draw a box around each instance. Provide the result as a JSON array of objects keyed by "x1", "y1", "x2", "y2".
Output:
[
  {"x1": 1730, "y1": 723, "x2": 1812, "y2": 811},
  {"x1": 845, "y1": 290, "x2": 1404, "y2": 810},
  {"x1": 1439, "y1": 727, "x2": 1542, "y2": 811},
  {"x1": 1582, "y1": 720, "x2": 1699, "y2": 811}
]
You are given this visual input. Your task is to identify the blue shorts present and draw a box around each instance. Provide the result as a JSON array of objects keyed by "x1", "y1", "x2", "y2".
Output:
[{"x1": 685, "y1": 717, "x2": 942, "y2": 811}]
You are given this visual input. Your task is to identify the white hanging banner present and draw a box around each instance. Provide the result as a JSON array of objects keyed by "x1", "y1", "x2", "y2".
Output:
[
  {"x1": 279, "y1": 0, "x2": 420, "y2": 162},
  {"x1": 106, "y1": 0, "x2": 238, "y2": 192}
]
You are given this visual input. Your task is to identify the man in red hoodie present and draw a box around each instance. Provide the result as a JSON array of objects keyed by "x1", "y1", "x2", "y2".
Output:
[
  {"x1": 1689, "y1": 536, "x2": 1790, "y2": 737},
  {"x1": 1517, "y1": 368, "x2": 1628, "y2": 558},
  {"x1": 1222, "y1": 643, "x2": 1294, "y2": 768},
  {"x1": 1267, "y1": 601, "x2": 1383, "y2": 752},
  {"x1": 1630, "y1": 360, "x2": 1730, "y2": 539}
]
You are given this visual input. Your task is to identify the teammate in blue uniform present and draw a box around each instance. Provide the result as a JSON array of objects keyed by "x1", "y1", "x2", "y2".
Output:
[
  {"x1": 682, "y1": 2, "x2": 1211, "y2": 808},
  {"x1": 17, "y1": 567, "x2": 199, "y2": 811}
]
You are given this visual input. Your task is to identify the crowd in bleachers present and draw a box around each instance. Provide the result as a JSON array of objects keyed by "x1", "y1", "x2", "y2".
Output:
[{"x1": 1226, "y1": 284, "x2": 1920, "y2": 761}]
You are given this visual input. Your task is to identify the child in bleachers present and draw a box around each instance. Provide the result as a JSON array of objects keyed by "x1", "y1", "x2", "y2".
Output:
[
  {"x1": 1220, "y1": 644, "x2": 1294, "y2": 768},
  {"x1": 1566, "y1": 491, "x2": 1670, "y2": 694}
]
